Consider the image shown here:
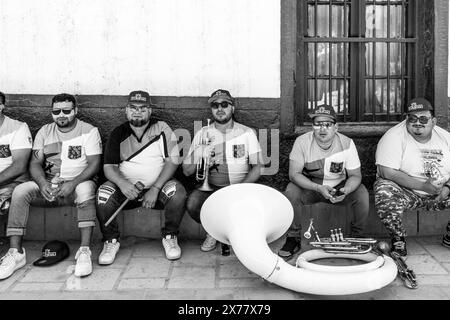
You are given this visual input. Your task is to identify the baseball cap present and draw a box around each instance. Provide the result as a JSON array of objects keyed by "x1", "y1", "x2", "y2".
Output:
[
  {"x1": 127, "y1": 90, "x2": 154, "y2": 106},
  {"x1": 309, "y1": 104, "x2": 337, "y2": 121},
  {"x1": 208, "y1": 89, "x2": 234, "y2": 104},
  {"x1": 33, "y1": 240, "x2": 70, "y2": 267},
  {"x1": 406, "y1": 98, "x2": 433, "y2": 114}
]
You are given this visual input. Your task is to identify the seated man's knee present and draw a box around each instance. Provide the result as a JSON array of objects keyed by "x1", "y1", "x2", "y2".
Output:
[
  {"x1": 162, "y1": 180, "x2": 187, "y2": 204},
  {"x1": 284, "y1": 182, "x2": 302, "y2": 202},
  {"x1": 11, "y1": 181, "x2": 38, "y2": 202},
  {"x1": 96, "y1": 181, "x2": 118, "y2": 207},
  {"x1": 74, "y1": 180, "x2": 96, "y2": 203},
  {"x1": 185, "y1": 192, "x2": 202, "y2": 223}
]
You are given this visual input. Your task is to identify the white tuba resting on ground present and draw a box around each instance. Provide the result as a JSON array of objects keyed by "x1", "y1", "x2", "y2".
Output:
[{"x1": 200, "y1": 183, "x2": 397, "y2": 295}]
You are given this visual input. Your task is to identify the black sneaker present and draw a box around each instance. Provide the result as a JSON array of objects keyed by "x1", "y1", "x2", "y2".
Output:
[
  {"x1": 221, "y1": 243, "x2": 230, "y2": 256},
  {"x1": 278, "y1": 237, "x2": 301, "y2": 260},
  {"x1": 442, "y1": 235, "x2": 450, "y2": 249},
  {"x1": 391, "y1": 236, "x2": 407, "y2": 256}
]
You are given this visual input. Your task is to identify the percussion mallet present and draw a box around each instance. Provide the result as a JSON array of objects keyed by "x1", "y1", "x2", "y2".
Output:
[{"x1": 104, "y1": 181, "x2": 145, "y2": 227}]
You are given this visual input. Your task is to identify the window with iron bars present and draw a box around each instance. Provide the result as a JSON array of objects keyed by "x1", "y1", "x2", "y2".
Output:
[{"x1": 297, "y1": 0, "x2": 417, "y2": 124}]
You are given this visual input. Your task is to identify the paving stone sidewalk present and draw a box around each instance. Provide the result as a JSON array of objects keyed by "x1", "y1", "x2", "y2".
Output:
[{"x1": 0, "y1": 235, "x2": 449, "y2": 300}]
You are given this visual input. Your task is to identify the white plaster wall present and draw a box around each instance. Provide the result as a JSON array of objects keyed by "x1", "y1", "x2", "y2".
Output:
[{"x1": 0, "y1": 0, "x2": 280, "y2": 98}]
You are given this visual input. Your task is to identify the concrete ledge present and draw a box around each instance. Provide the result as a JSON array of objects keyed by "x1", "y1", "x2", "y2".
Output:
[{"x1": 0, "y1": 202, "x2": 448, "y2": 241}]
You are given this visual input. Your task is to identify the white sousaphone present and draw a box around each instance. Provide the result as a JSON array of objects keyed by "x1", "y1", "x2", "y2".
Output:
[{"x1": 200, "y1": 183, "x2": 397, "y2": 295}]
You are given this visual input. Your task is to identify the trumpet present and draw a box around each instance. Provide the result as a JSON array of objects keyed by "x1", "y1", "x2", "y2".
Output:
[
  {"x1": 306, "y1": 219, "x2": 376, "y2": 254},
  {"x1": 196, "y1": 119, "x2": 214, "y2": 192}
]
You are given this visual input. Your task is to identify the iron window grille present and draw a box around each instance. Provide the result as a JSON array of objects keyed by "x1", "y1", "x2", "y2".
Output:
[{"x1": 297, "y1": 0, "x2": 417, "y2": 123}]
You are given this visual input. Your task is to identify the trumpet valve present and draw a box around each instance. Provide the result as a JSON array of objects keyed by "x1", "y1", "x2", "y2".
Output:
[{"x1": 330, "y1": 230, "x2": 336, "y2": 242}]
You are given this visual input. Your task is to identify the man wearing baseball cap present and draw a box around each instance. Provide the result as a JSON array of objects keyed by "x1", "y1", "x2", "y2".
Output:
[
  {"x1": 0, "y1": 93, "x2": 102, "y2": 279},
  {"x1": 182, "y1": 89, "x2": 263, "y2": 255},
  {"x1": 375, "y1": 98, "x2": 450, "y2": 256},
  {"x1": 278, "y1": 104, "x2": 369, "y2": 260},
  {"x1": 96, "y1": 90, "x2": 187, "y2": 264}
]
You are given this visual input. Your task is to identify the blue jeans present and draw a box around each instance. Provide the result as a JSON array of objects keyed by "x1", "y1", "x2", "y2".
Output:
[
  {"x1": 284, "y1": 182, "x2": 370, "y2": 238},
  {"x1": 7, "y1": 180, "x2": 97, "y2": 236},
  {"x1": 96, "y1": 179, "x2": 187, "y2": 241}
]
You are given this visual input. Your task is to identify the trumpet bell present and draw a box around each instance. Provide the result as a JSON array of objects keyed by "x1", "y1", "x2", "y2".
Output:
[{"x1": 198, "y1": 183, "x2": 214, "y2": 192}]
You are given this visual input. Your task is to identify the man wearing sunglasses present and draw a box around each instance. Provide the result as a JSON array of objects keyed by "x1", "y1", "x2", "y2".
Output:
[
  {"x1": 0, "y1": 93, "x2": 102, "y2": 279},
  {"x1": 0, "y1": 92, "x2": 32, "y2": 215},
  {"x1": 375, "y1": 98, "x2": 450, "y2": 256},
  {"x1": 278, "y1": 104, "x2": 369, "y2": 260},
  {"x1": 96, "y1": 90, "x2": 186, "y2": 263},
  {"x1": 182, "y1": 89, "x2": 263, "y2": 254}
]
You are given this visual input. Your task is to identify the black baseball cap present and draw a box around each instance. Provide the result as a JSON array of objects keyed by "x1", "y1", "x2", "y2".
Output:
[
  {"x1": 207, "y1": 89, "x2": 234, "y2": 104},
  {"x1": 309, "y1": 104, "x2": 337, "y2": 121},
  {"x1": 127, "y1": 90, "x2": 154, "y2": 106},
  {"x1": 33, "y1": 240, "x2": 70, "y2": 267},
  {"x1": 406, "y1": 98, "x2": 433, "y2": 114}
]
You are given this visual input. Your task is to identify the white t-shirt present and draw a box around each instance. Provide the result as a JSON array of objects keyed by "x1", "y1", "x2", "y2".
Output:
[
  {"x1": 376, "y1": 120, "x2": 450, "y2": 194},
  {"x1": 33, "y1": 119, "x2": 102, "y2": 180},
  {"x1": 0, "y1": 116, "x2": 32, "y2": 180},
  {"x1": 184, "y1": 122, "x2": 261, "y2": 187}
]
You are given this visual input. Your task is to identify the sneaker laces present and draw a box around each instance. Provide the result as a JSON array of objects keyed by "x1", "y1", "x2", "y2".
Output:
[
  {"x1": 76, "y1": 247, "x2": 91, "y2": 261},
  {"x1": 0, "y1": 250, "x2": 15, "y2": 267},
  {"x1": 393, "y1": 240, "x2": 405, "y2": 251},
  {"x1": 204, "y1": 234, "x2": 216, "y2": 246},
  {"x1": 103, "y1": 240, "x2": 118, "y2": 254},
  {"x1": 165, "y1": 236, "x2": 177, "y2": 249}
]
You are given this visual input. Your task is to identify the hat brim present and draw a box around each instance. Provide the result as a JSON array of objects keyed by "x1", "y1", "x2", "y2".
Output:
[
  {"x1": 309, "y1": 113, "x2": 336, "y2": 121},
  {"x1": 207, "y1": 97, "x2": 233, "y2": 104},
  {"x1": 33, "y1": 252, "x2": 69, "y2": 267}
]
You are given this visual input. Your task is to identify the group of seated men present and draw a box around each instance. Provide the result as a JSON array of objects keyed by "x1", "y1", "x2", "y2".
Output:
[{"x1": 0, "y1": 89, "x2": 448, "y2": 280}]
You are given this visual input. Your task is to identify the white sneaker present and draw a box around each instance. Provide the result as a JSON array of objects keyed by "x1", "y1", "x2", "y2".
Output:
[
  {"x1": 162, "y1": 235, "x2": 181, "y2": 260},
  {"x1": 74, "y1": 246, "x2": 92, "y2": 277},
  {"x1": 98, "y1": 239, "x2": 120, "y2": 265},
  {"x1": 200, "y1": 233, "x2": 217, "y2": 252},
  {"x1": 0, "y1": 248, "x2": 26, "y2": 280}
]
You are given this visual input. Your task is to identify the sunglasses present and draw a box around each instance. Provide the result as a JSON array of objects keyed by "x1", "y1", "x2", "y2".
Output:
[
  {"x1": 52, "y1": 109, "x2": 73, "y2": 116},
  {"x1": 312, "y1": 121, "x2": 335, "y2": 129},
  {"x1": 407, "y1": 115, "x2": 432, "y2": 125},
  {"x1": 211, "y1": 101, "x2": 231, "y2": 110},
  {"x1": 127, "y1": 105, "x2": 150, "y2": 112}
]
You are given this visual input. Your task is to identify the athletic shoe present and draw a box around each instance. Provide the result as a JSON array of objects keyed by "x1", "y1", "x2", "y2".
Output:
[
  {"x1": 278, "y1": 237, "x2": 301, "y2": 260},
  {"x1": 0, "y1": 248, "x2": 26, "y2": 280},
  {"x1": 98, "y1": 239, "x2": 120, "y2": 265},
  {"x1": 201, "y1": 233, "x2": 217, "y2": 252},
  {"x1": 74, "y1": 247, "x2": 92, "y2": 277},
  {"x1": 391, "y1": 236, "x2": 407, "y2": 256},
  {"x1": 162, "y1": 235, "x2": 181, "y2": 260},
  {"x1": 221, "y1": 243, "x2": 230, "y2": 256},
  {"x1": 442, "y1": 235, "x2": 450, "y2": 249}
]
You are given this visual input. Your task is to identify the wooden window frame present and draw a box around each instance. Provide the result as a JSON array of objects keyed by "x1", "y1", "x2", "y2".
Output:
[{"x1": 296, "y1": 0, "x2": 418, "y2": 125}]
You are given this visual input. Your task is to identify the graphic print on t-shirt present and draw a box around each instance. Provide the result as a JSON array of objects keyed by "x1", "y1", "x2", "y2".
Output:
[{"x1": 420, "y1": 148, "x2": 445, "y2": 184}]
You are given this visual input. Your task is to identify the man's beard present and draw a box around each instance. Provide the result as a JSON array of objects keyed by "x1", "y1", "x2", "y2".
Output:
[
  {"x1": 55, "y1": 117, "x2": 75, "y2": 128},
  {"x1": 214, "y1": 114, "x2": 233, "y2": 125},
  {"x1": 130, "y1": 119, "x2": 149, "y2": 127}
]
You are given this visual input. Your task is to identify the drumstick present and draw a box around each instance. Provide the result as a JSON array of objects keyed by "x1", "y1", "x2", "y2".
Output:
[{"x1": 105, "y1": 181, "x2": 145, "y2": 227}]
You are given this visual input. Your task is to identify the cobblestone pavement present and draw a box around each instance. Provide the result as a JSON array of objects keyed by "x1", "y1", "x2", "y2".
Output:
[{"x1": 0, "y1": 235, "x2": 449, "y2": 300}]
